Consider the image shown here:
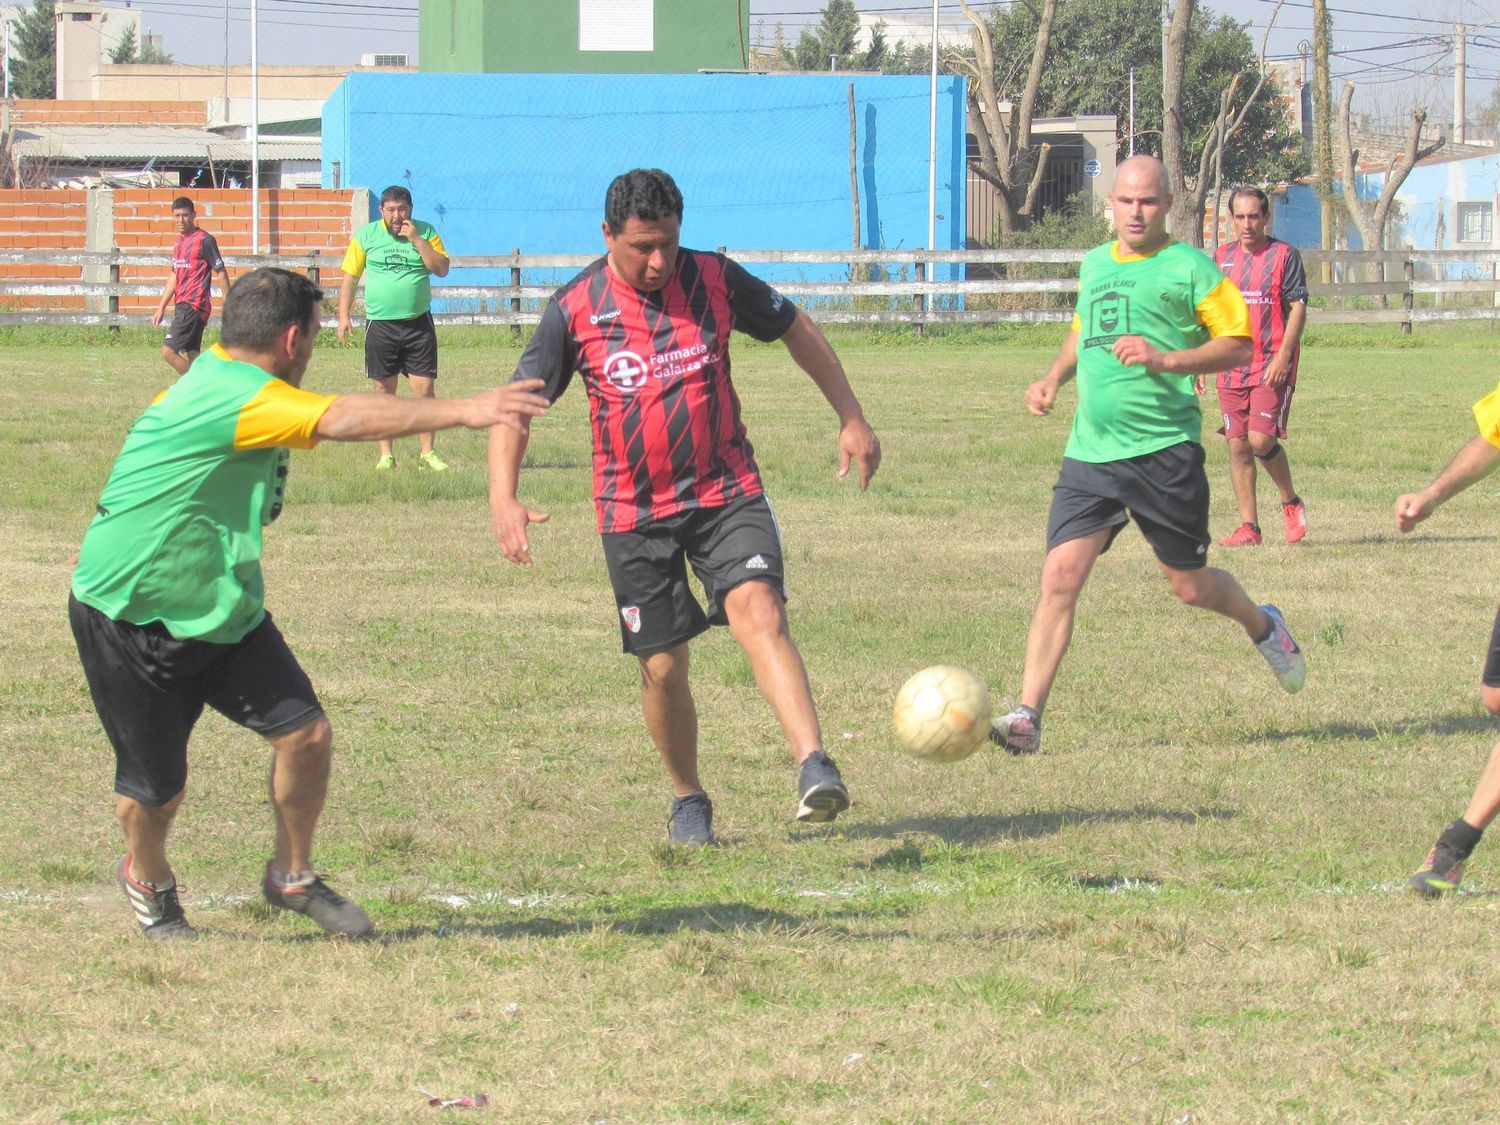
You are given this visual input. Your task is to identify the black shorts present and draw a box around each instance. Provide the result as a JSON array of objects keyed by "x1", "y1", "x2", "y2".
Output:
[
  {"x1": 600, "y1": 493, "x2": 787, "y2": 656},
  {"x1": 69, "y1": 594, "x2": 324, "y2": 806},
  {"x1": 1046, "y1": 442, "x2": 1211, "y2": 570},
  {"x1": 1484, "y1": 606, "x2": 1500, "y2": 688},
  {"x1": 163, "y1": 303, "x2": 207, "y2": 354},
  {"x1": 365, "y1": 313, "x2": 438, "y2": 379}
]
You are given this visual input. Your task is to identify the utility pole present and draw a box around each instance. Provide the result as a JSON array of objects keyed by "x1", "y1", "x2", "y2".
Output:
[
  {"x1": 1311, "y1": 0, "x2": 1333, "y2": 280},
  {"x1": 1454, "y1": 24, "x2": 1467, "y2": 145}
]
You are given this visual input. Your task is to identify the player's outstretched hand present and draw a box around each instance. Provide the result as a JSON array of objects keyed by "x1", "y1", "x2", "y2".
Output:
[
  {"x1": 336, "y1": 318, "x2": 352, "y2": 346},
  {"x1": 1394, "y1": 491, "x2": 1435, "y2": 534},
  {"x1": 1112, "y1": 334, "x2": 1165, "y2": 372},
  {"x1": 492, "y1": 497, "x2": 550, "y2": 567},
  {"x1": 151, "y1": 309, "x2": 165, "y2": 328},
  {"x1": 837, "y1": 417, "x2": 881, "y2": 490},
  {"x1": 463, "y1": 380, "x2": 551, "y2": 434},
  {"x1": 1026, "y1": 378, "x2": 1058, "y2": 416}
]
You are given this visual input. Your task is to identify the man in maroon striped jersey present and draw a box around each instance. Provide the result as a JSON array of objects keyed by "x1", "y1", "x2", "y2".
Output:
[
  {"x1": 1208, "y1": 187, "x2": 1309, "y2": 547},
  {"x1": 152, "y1": 197, "x2": 231, "y2": 376},
  {"x1": 488, "y1": 168, "x2": 881, "y2": 845}
]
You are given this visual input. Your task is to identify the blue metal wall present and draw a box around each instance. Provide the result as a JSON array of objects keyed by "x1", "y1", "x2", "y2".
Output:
[{"x1": 322, "y1": 72, "x2": 967, "y2": 289}]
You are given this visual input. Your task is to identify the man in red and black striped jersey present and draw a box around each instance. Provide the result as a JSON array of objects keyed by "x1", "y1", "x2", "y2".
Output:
[
  {"x1": 152, "y1": 197, "x2": 231, "y2": 376},
  {"x1": 489, "y1": 168, "x2": 881, "y2": 845},
  {"x1": 1209, "y1": 187, "x2": 1309, "y2": 547}
]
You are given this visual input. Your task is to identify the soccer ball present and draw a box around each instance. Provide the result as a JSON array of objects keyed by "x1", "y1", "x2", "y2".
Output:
[{"x1": 891, "y1": 665, "x2": 994, "y2": 764}]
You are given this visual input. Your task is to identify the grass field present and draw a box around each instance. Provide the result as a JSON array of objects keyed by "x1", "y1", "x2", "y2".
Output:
[{"x1": 4, "y1": 324, "x2": 1500, "y2": 1121}]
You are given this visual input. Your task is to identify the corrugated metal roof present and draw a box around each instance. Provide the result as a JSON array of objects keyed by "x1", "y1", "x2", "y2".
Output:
[{"x1": 9, "y1": 125, "x2": 321, "y2": 163}]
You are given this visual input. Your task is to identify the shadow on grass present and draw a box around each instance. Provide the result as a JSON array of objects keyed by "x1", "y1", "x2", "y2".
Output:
[
  {"x1": 371, "y1": 899, "x2": 915, "y2": 944},
  {"x1": 830, "y1": 804, "x2": 1237, "y2": 844},
  {"x1": 1349, "y1": 533, "x2": 1500, "y2": 546},
  {"x1": 1246, "y1": 713, "x2": 1498, "y2": 743}
]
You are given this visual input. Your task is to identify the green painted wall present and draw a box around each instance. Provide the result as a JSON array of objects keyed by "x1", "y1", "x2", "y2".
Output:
[{"x1": 420, "y1": 0, "x2": 750, "y2": 74}]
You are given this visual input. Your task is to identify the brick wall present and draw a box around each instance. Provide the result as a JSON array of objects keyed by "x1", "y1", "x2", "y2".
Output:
[
  {"x1": 110, "y1": 189, "x2": 361, "y2": 312},
  {"x1": 10, "y1": 99, "x2": 207, "y2": 126},
  {"x1": 0, "y1": 190, "x2": 90, "y2": 308},
  {"x1": 0, "y1": 188, "x2": 364, "y2": 313}
]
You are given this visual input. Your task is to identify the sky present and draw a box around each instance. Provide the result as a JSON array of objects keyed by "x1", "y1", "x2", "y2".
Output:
[{"x1": 89, "y1": 0, "x2": 1500, "y2": 128}]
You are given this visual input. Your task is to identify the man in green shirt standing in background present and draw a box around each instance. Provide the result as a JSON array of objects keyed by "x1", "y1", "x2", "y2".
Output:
[
  {"x1": 70, "y1": 268, "x2": 549, "y2": 941},
  {"x1": 337, "y1": 185, "x2": 453, "y2": 471},
  {"x1": 989, "y1": 156, "x2": 1306, "y2": 756}
]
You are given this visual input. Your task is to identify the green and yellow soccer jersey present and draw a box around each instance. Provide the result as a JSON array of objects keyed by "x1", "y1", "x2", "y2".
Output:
[
  {"x1": 1475, "y1": 383, "x2": 1500, "y2": 448},
  {"x1": 340, "y1": 219, "x2": 447, "y2": 321},
  {"x1": 71, "y1": 345, "x2": 336, "y2": 643},
  {"x1": 1065, "y1": 239, "x2": 1249, "y2": 463}
]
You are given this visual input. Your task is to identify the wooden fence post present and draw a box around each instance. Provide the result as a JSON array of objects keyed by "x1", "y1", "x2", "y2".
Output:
[
  {"x1": 915, "y1": 255, "x2": 927, "y2": 338},
  {"x1": 1402, "y1": 258, "x2": 1414, "y2": 336},
  {"x1": 510, "y1": 247, "x2": 521, "y2": 340}
]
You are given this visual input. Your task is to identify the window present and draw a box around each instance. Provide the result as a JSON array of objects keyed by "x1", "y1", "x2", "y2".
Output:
[
  {"x1": 1457, "y1": 201, "x2": 1493, "y2": 245},
  {"x1": 580, "y1": 0, "x2": 653, "y2": 52}
]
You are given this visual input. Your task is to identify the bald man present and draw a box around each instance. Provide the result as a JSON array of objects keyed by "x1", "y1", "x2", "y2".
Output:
[{"x1": 989, "y1": 157, "x2": 1306, "y2": 756}]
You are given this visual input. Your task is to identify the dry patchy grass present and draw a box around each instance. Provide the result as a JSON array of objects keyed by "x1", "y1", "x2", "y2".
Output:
[{"x1": 3, "y1": 329, "x2": 1500, "y2": 1121}]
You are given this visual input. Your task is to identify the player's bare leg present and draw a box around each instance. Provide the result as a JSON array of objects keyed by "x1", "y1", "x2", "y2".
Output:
[
  {"x1": 1247, "y1": 431, "x2": 1298, "y2": 506},
  {"x1": 117, "y1": 790, "x2": 185, "y2": 885},
  {"x1": 266, "y1": 714, "x2": 333, "y2": 877},
  {"x1": 723, "y1": 580, "x2": 848, "y2": 821},
  {"x1": 638, "y1": 644, "x2": 702, "y2": 796},
  {"x1": 258, "y1": 714, "x2": 370, "y2": 935},
  {"x1": 408, "y1": 374, "x2": 438, "y2": 456},
  {"x1": 1225, "y1": 434, "x2": 1259, "y2": 526},
  {"x1": 722, "y1": 580, "x2": 822, "y2": 763},
  {"x1": 160, "y1": 345, "x2": 192, "y2": 376},
  {"x1": 1018, "y1": 529, "x2": 1111, "y2": 715},
  {"x1": 371, "y1": 374, "x2": 400, "y2": 461},
  {"x1": 1158, "y1": 563, "x2": 1266, "y2": 635}
]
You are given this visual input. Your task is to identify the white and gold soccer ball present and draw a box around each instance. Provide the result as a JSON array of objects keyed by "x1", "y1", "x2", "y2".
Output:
[{"x1": 891, "y1": 665, "x2": 994, "y2": 764}]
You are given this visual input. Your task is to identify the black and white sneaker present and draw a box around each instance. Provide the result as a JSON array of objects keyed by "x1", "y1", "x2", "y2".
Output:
[
  {"x1": 117, "y1": 853, "x2": 197, "y2": 941},
  {"x1": 668, "y1": 792, "x2": 717, "y2": 846},
  {"x1": 796, "y1": 750, "x2": 850, "y2": 823},
  {"x1": 261, "y1": 862, "x2": 373, "y2": 937}
]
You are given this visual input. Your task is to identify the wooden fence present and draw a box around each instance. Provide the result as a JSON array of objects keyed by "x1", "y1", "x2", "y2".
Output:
[{"x1": 2, "y1": 247, "x2": 1499, "y2": 332}]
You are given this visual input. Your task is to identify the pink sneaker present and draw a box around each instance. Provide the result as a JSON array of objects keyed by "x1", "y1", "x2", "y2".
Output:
[
  {"x1": 1282, "y1": 498, "x2": 1307, "y2": 544},
  {"x1": 1219, "y1": 522, "x2": 1262, "y2": 548}
]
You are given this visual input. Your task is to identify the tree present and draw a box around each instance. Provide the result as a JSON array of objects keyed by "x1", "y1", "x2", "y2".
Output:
[
  {"x1": 108, "y1": 24, "x2": 172, "y2": 65},
  {"x1": 1337, "y1": 81, "x2": 1445, "y2": 254},
  {"x1": 776, "y1": 0, "x2": 886, "y2": 72},
  {"x1": 12, "y1": 0, "x2": 56, "y2": 100},
  {"x1": 109, "y1": 26, "x2": 138, "y2": 65},
  {"x1": 983, "y1": 0, "x2": 1306, "y2": 242},
  {"x1": 949, "y1": 0, "x2": 1058, "y2": 237}
]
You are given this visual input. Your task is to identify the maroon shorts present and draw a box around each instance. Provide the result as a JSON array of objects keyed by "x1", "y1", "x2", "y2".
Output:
[{"x1": 1217, "y1": 380, "x2": 1295, "y2": 440}]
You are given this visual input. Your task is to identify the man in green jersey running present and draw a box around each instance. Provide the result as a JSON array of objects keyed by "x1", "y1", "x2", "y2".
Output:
[
  {"x1": 989, "y1": 156, "x2": 1306, "y2": 755},
  {"x1": 70, "y1": 268, "x2": 548, "y2": 940},
  {"x1": 337, "y1": 185, "x2": 452, "y2": 471}
]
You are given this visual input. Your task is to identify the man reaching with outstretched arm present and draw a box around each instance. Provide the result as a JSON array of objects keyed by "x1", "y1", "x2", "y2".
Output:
[
  {"x1": 1397, "y1": 383, "x2": 1500, "y2": 895},
  {"x1": 72, "y1": 267, "x2": 548, "y2": 940}
]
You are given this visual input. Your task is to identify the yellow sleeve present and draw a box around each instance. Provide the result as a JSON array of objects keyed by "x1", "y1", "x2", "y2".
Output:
[
  {"x1": 1070, "y1": 312, "x2": 1082, "y2": 332},
  {"x1": 233, "y1": 380, "x2": 337, "y2": 451},
  {"x1": 1473, "y1": 385, "x2": 1500, "y2": 448},
  {"x1": 340, "y1": 238, "x2": 366, "y2": 278},
  {"x1": 427, "y1": 229, "x2": 447, "y2": 257},
  {"x1": 1195, "y1": 275, "x2": 1250, "y2": 339}
]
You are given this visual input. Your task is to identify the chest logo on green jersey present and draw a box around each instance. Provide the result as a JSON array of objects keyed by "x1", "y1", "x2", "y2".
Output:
[{"x1": 1085, "y1": 291, "x2": 1132, "y2": 348}]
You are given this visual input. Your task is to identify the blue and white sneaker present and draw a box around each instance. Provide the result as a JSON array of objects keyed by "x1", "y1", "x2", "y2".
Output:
[{"x1": 1254, "y1": 604, "x2": 1306, "y2": 693}]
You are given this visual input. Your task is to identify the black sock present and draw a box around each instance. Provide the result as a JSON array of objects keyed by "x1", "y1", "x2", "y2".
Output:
[{"x1": 1440, "y1": 818, "x2": 1484, "y2": 858}]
